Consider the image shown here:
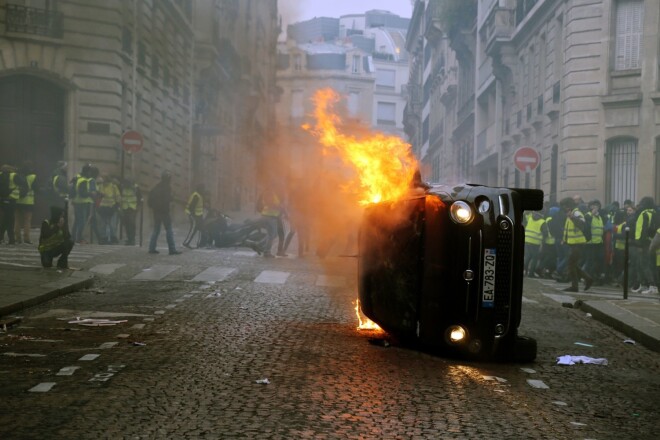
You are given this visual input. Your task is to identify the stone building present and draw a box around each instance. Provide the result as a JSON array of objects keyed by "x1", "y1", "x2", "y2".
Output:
[
  {"x1": 406, "y1": 0, "x2": 660, "y2": 205},
  {"x1": 0, "y1": 0, "x2": 278, "y2": 223}
]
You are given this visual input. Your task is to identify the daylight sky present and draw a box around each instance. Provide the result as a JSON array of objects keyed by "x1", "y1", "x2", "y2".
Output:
[{"x1": 279, "y1": 0, "x2": 414, "y2": 25}]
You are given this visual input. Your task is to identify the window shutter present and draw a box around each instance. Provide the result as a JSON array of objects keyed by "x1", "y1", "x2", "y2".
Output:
[{"x1": 615, "y1": 0, "x2": 644, "y2": 70}]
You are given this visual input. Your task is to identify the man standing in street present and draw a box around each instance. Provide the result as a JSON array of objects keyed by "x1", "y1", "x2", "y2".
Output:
[
  {"x1": 560, "y1": 197, "x2": 593, "y2": 292},
  {"x1": 120, "y1": 177, "x2": 141, "y2": 246},
  {"x1": 148, "y1": 171, "x2": 180, "y2": 255},
  {"x1": 183, "y1": 183, "x2": 205, "y2": 249}
]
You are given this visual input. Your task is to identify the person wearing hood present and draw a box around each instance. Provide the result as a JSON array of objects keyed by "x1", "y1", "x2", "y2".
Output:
[{"x1": 38, "y1": 206, "x2": 74, "y2": 269}]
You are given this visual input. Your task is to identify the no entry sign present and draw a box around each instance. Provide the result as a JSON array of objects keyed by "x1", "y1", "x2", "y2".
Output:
[
  {"x1": 121, "y1": 130, "x2": 143, "y2": 153},
  {"x1": 513, "y1": 147, "x2": 540, "y2": 173}
]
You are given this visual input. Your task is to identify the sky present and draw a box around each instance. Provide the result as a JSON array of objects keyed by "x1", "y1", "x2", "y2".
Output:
[{"x1": 279, "y1": 0, "x2": 414, "y2": 25}]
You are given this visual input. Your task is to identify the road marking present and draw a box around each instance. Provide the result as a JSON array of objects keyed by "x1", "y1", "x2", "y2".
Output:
[
  {"x1": 483, "y1": 376, "x2": 508, "y2": 383},
  {"x1": 117, "y1": 334, "x2": 130, "y2": 339},
  {"x1": 3, "y1": 352, "x2": 46, "y2": 357},
  {"x1": 89, "y1": 364, "x2": 126, "y2": 383},
  {"x1": 131, "y1": 264, "x2": 180, "y2": 280},
  {"x1": 233, "y1": 251, "x2": 259, "y2": 257},
  {"x1": 29, "y1": 382, "x2": 56, "y2": 392},
  {"x1": 154, "y1": 311, "x2": 165, "y2": 315},
  {"x1": 143, "y1": 317, "x2": 155, "y2": 321},
  {"x1": 552, "y1": 401, "x2": 568, "y2": 406},
  {"x1": 192, "y1": 266, "x2": 237, "y2": 282},
  {"x1": 79, "y1": 354, "x2": 100, "y2": 361},
  {"x1": 315, "y1": 275, "x2": 346, "y2": 287},
  {"x1": 89, "y1": 264, "x2": 125, "y2": 275},
  {"x1": 254, "y1": 270, "x2": 290, "y2": 284},
  {"x1": 527, "y1": 379, "x2": 549, "y2": 389},
  {"x1": 521, "y1": 297, "x2": 538, "y2": 304},
  {"x1": 56, "y1": 366, "x2": 80, "y2": 376},
  {"x1": 99, "y1": 342, "x2": 118, "y2": 349},
  {"x1": 520, "y1": 368, "x2": 536, "y2": 374},
  {"x1": 541, "y1": 293, "x2": 576, "y2": 304},
  {"x1": 131, "y1": 324, "x2": 145, "y2": 329},
  {"x1": 183, "y1": 294, "x2": 194, "y2": 298},
  {"x1": 165, "y1": 304, "x2": 177, "y2": 309}
]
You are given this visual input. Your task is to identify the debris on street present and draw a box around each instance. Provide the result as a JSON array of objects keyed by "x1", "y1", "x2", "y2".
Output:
[
  {"x1": 67, "y1": 318, "x2": 128, "y2": 326},
  {"x1": 623, "y1": 339, "x2": 636, "y2": 345},
  {"x1": 556, "y1": 355, "x2": 608, "y2": 365},
  {"x1": 255, "y1": 378, "x2": 270, "y2": 384}
]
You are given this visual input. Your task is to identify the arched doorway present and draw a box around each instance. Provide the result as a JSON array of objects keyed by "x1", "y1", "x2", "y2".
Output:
[{"x1": 0, "y1": 75, "x2": 65, "y2": 224}]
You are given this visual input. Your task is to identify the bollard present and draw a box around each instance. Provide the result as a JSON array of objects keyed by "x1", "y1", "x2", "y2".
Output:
[{"x1": 623, "y1": 227, "x2": 629, "y2": 299}]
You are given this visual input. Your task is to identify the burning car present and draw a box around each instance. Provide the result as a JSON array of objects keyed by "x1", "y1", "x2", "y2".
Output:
[{"x1": 358, "y1": 183, "x2": 543, "y2": 362}]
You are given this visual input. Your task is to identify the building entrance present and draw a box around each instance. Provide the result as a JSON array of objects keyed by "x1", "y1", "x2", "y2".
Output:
[{"x1": 0, "y1": 75, "x2": 65, "y2": 225}]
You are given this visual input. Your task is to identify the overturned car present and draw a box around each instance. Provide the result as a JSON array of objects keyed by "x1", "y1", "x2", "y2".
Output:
[{"x1": 358, "y1": 184, "x2": 543, "y2": 362}]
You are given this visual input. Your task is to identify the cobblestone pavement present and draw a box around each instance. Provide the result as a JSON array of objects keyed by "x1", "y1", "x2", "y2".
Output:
[{"x1": 0, "y1": 246, "x2": 659, "y2": 439}]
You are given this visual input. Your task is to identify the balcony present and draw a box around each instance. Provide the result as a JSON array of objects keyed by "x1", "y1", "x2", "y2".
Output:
[
  {"x1": 5, "y1": 4, "x2": 63, "y2": 38},
  {"x1": 476, "y1": 122, "x2": 496, "y2": 161},
  {"x1": 483, "y1": 5, "x2": 515, "y2": 51}
]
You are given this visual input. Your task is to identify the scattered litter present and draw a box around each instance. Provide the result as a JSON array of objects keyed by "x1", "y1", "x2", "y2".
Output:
[
  {"x1": 557, "y1": 355, "x2": 608, "y2": 366},
  {"x1": 255, "y1": 378, "x2": 270, "y2": 384},
  {"x1": 98, "y1": 342, "x2": 118, "y2": 349},
  {"x1": 235, "y1": 287, "x2": 242, "y2": 290},
  {"x1": 206, "y1": 291, "x2": 222, "y2": 298},
  {"x1": 552, "y1": 401, "x2": 568, "y2": 406},
  {"x1": 116, "y1": 334, "x2": 130, "y2": 339},
  {"x1": 130, "y1": 342, "x2": 146, "y2": 346},
  {"x1": 574, "y1": 342, "x2": 594, "y2": 347},
  {"x1": 3, "y1": 352, "x2": 46, "y2": 357},
  {"x1": 78, "y1": 354, "x2": 100, "y2": 361},
  {"x1": 527, "y1": 379, "x2": 549, "y2": 389},
  {"x1": 623, "y1": 339, "x2": 636, "y2": 345},
  {"x1": 80, "y1": 288, "x2": 105, "y2": 294},
  {"x1": 0, "y1": 316, "x2": 23, "y2": 332},
  {"x1": 483, "y1": 376, "x2": 508, "y2": 383},
  {"x1": 585, "y1": 313, "x2": 592, "y2": 318},
  {"x1": 520, "y1": 368, "x2": 536, "y2": 374},
  {"x1": 67, "y1": 318, "x2": 127, "y2": 327},
  {"x1": 368, "y1": 338, "x2": 390, "y2": 347},
  {"x1": 570, "y1": 422, "x2": 587, "y2": 427},
  {"x1": 494, "y1": 389, "x2": 505, "y2": 393}
]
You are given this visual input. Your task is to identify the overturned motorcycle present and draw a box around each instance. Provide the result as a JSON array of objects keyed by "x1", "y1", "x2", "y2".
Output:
[{"x1": 200, "y1": 211, "x2": 269, "y2": 254}]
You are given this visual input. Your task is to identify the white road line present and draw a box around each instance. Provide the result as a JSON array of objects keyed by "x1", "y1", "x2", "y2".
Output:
[
  {"x1": 2, "y1": 352, "x2": 46, "y2": 357},
  {"x1": 56, "y1": 366, "x2": 80, "y2": 376},
  {"x1": 192, "y1": 266, "x2": 236, "y2": 282},
  {"x1": 254, "y1": 270, "x2": 290, "y2": 284},
  {"x1": 315, "y1": 275, "x2": 346, "y2": 287},
  {"x1": 29, "y1": 382, "x2": 56, "y2": 392},
  {"x1": 520, "y1": 368, "x2": 536, "y2": 374},
  {"x1": 131, "y1": 324, "x2": 146, "y2": 329},
  {"x1": 79, "y1": 354, "x2": 100, "y2": 361},
  {"x1": 89, "y1": 264, "x2": 126, "y2": 275},
  {"x1": 165, "y1": 304, "x2": 177, "y2": 309},
  {"x1": 154, "y1": 311, "x2": 165, "y2": 315},
  {"x1": 131, "y1": 265, "x2": 180, "y2": 281},
  {"x1": 99, "y1": 342, "x2": 118, "y2": 349}
]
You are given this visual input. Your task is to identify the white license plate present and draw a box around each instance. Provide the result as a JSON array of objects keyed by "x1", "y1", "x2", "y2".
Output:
[{"x1": 482, "y1": 248, "x2": 496, "y2": 308}]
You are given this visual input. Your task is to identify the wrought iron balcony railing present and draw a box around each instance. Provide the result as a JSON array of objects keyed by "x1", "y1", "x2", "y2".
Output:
[{"x1": 5, "y1": 3, "x2": 63, "y2": 38}]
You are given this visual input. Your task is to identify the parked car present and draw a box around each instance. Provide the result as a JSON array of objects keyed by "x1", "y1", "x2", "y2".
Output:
[{"x1": 358, "y1": 183, "x2": 543, "y2": 362}]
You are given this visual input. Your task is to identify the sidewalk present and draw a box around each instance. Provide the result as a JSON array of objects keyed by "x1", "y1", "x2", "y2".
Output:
[
  {"x1": 1, "y1": 261, "x2": 659, "y2": 353},
  {"x1": 0, "y1": 264, "x2": 94, "y2": 318}
]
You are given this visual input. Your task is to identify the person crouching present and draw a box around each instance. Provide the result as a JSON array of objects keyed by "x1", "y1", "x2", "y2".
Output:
[{"x1": 38, "y1": 206, "x2": 74, "y2": 269}]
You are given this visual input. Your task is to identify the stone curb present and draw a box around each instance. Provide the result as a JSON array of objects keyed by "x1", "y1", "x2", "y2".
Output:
[
  {"x1": 0, "y1": 271, "x2": 95, "y2": 317},
  {"x1": 577, "y1": 300, "x2": 660, "y2": 354}
]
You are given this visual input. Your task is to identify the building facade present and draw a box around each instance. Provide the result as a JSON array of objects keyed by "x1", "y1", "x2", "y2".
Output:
[
  {"x1": 0, "y1": 0, "x2": 278, "y2": 223},
  {"x1": 406, "y1": 0, "x2": 660, "y2": 205}
]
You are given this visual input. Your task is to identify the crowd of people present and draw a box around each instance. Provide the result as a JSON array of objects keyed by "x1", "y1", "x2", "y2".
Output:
[{"x1": 523, "y1": 194, "x2": 660, "y2": 295}]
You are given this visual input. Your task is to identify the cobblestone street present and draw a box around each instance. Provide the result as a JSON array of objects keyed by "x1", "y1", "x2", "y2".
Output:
[{"x1": 0, "y1": 246, "x2": 659, "y2": 439}]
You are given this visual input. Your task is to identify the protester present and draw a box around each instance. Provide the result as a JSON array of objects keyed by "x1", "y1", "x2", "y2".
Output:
[
  {"x1": 560, "y1": 197, "x2": 593, "y2": 292},
  {"x1": 70, "y1": 164, "x2": 94, "y2": 244},
  {"x1": 97, "y1": 175, "x2": 121, "y2": 244},
  {"x1": 14, "y1": 161, "x2": 38, "y2": 244},
  {"x1": 632, "y1": 197, "x2": 657, "y2": 294},
  {"x1": 183, "y1": 184, "x2": 205, "y2": 249},
  {"x1": 120, "y1": 177, "x2": 141, "y2": 246},
  {"x1": 0, "y1": 164, "x2": 26, "y2": 245},
  {"x1": 147, "y1": 171, "x2": 180, "y2": 255},
  {"x1": 523, "y1": 211, "x2": 546, "y2": 277},
  {"x1": 38, "y1": 206, "x2": 73, "y2": 269},
  {"x1": 583, "y1": 200, "x2": 605, "y2": 283},
  {"x1": 257, "y1": 187, "x2": 283, "y2": 258}
]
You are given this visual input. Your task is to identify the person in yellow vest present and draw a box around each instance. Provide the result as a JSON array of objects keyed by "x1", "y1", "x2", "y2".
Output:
[
  {"x1": 120, "y1": 177, "x2": 141, "y2": 246},
  {"x1": 38, "y1": 206, "x2": 73, "y2": 269},
  {"x1": 0, "y1": 164, "x2": 27, "y2": 245},
  {"x1": 560, "y1": 197, "x2": 594, "y2": 292},
  {"x1": 51, "y1": 161, "x2": 69, "y2": 209},
  {"x1": 70, "y1": 164, "x2": 94, "y2": 243},
  {"x1": 97, "y1": 175, "x2": 121, "y2": 245},
  {"x1": 631, "y1": 197, "x2": 657, "y2": 294},
  {"x1": 649, "y1": 227, "x2": 660, "y2": 295},
  {"x1": 183, "y1": 184, "x2": 205, "y2": 249},
  {"x1": 12, "y1": 161, "x2": 38, "y2": 244},
  {"x1": 523, "y1": 211, "x2": 546, "y2": 278},
  {"x1": 257, "y1": 187, "x2": 283, "y2": 258},
  {"x1": 538, "y1": 206, "x2": 559, "y2": 278},
  {"x1": 583, "y1": 199, "x2": 605, "y2": 284}
]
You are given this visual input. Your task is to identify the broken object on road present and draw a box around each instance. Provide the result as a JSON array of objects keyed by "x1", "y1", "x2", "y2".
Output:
[{"x1": 556, "y1": 355, "x2": 608, "y2": 365}]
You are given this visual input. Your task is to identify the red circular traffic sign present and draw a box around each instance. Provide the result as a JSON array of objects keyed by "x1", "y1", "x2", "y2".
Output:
[
  {"x1": 513, "y1": 147, "x2": 540, "y2": 172},
  {"x1": 121, "y1": 130, "x2": 143, "y2": 153}
]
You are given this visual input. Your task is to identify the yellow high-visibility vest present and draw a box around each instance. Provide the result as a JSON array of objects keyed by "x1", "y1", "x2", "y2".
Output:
[
  {"x1": 121, "y1": 185, "x2": 138, "y2": 210},
  {"x1": 17, "y1": 174, "x2": 36, "y2": 205},
  {"x1": 525, "y1": 217, "x2": 545, "y2": 245},
  {"x1": 635, "y1": 209, "x2": 655, "y2": 241},
  {"x1": 185, "y1": 191, "x2": 204, "y2": 216},
  {"x1": 564, "y1": 208, "x2": 587, "y2": 244},
  {"x1": 8, "y1": 172, "x2": 19, "y2": 200},
  {"x1": 589, "y1": 214, "x2": 604, "y2": 244},
  {"x1": 99, "y1": 182, "x2": 121, "y2": 208},
  {"x1": 544, "y1": 217, "x2": 555, "y2": 245}
]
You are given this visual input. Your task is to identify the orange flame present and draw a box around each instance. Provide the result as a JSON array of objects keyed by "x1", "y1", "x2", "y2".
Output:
[
  {"x1": 354, "y1": 299, "x2": 382, "y2": 331},
  {"x1": 305, "y1": 88, "x2": 419, "y2": 205}
]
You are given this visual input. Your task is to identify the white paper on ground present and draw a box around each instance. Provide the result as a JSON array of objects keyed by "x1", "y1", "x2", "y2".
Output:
[{"x1": 556, "y1": 355, "x2": 608, "y2": 365}]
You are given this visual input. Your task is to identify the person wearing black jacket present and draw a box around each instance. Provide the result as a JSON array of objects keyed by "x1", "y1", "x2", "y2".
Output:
[
  {"x1": 38, "y1": 206, "x2": 73, "y2": 269},
  {"x1": 147, "y1": 171, "x2": 180, "y2": 255}
]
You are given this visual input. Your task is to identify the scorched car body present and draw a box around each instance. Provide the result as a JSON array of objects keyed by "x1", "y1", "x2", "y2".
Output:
[{"x1": 358, "y1": 184, "x2": 543, "y2": 362}]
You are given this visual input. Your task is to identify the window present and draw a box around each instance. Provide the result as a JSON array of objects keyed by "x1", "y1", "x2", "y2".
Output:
[
  {"x1": 294, "y1": 54, "x2": 302, "y2": 71},
  {"x1": 377, "y1": 102, "x2": 396, "y2": 126},
  {"x1": 348, "y1": 91, "x2": 359, "y2": 116},
  {"x1": 375, "y1": 69, "x2": 396, "y2": 89},
  {"x1": 352, "y1": 55, "x2": 360, "y2": 74},
  {"x1": 122, "y1": 28, "x2": 133, "y2": 54},
  {"x1": 606, "y1": 138, "x2": 638, "y2": 203},
  {"x1": 614, "y1": 0, "x2": 643, "y2": 70},
  {"x1": 291, "y1": 90, "x2": 304, "y2": 118}
]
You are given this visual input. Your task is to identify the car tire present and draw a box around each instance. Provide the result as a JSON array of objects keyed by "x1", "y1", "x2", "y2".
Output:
[{"x1": 513, "y1": 335, "x2": 537, "y2": 363}]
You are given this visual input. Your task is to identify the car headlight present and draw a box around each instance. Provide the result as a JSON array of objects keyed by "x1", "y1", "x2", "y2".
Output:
[
  {"x1": 450, "y1": 201, "x2": 473, "y2": 224},
  {"x1": 445, "y1": 325, "x2": 467, "y2": 344}
]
